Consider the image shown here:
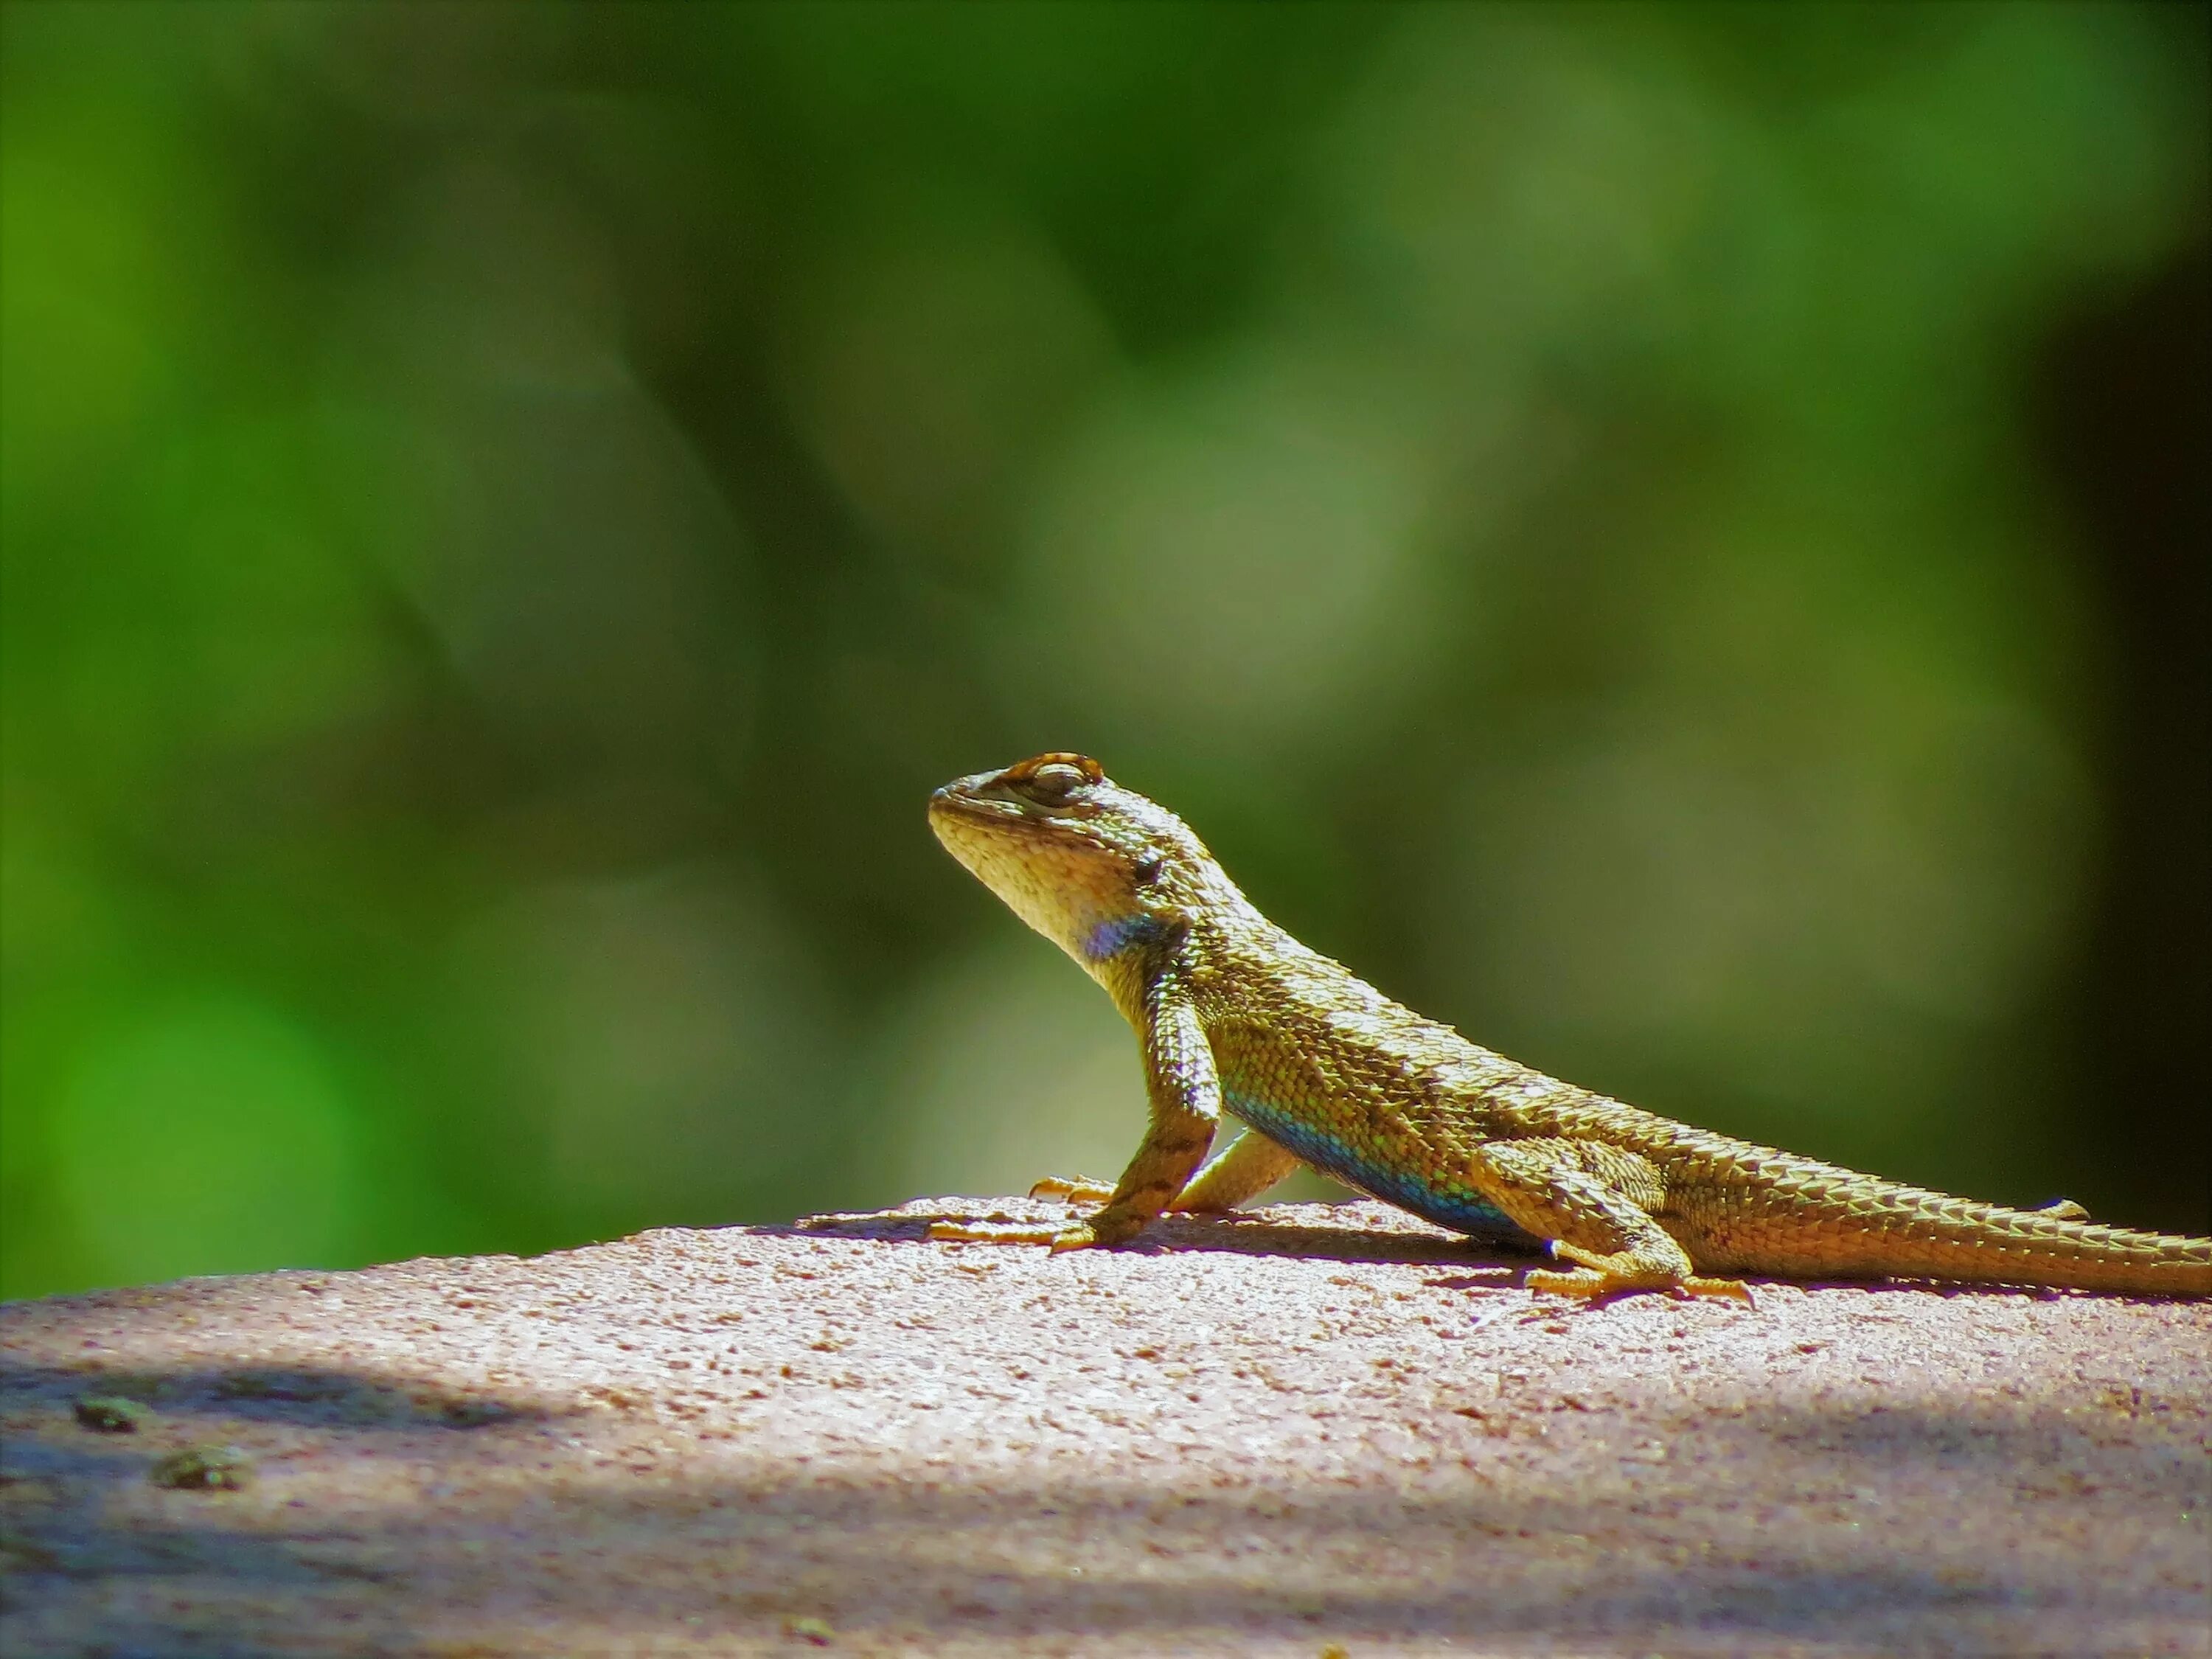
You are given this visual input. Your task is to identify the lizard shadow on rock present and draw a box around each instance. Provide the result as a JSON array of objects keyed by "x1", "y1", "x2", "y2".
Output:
[
  {"x1": 1501, "y1": 1276, "x2": 2118, "y2": 1317},
  {"x1": 779, "y1": 1208, "x2": 2126, "y2": 1301},
  {"x1": 783, "y1": 1203, "x2": 1545, "y2": 1271},
  {"x1": 1, "y1": 1386, "x2": 2194, "y2": 1653}
]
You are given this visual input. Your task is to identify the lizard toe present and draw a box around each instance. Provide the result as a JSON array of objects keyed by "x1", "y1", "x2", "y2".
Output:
[
  {"x1": 1524, "y1": 1267, "x2": 1612, "y2": 1298},
  {"x1": 928, "y1": 1220, "x2": 1064, "y2": 1247},
  {"x1": 1029, "y1": 1176, "x2": 1116, "y2": 1203},
  {"x1": 1683, "y1": 1275, "x2": 1756, "y2": 1304}
]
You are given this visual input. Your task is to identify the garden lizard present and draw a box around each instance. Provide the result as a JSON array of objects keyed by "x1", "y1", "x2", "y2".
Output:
[{"x1": 925, "y1": 752, "x2": 2212, "y2": 1300}]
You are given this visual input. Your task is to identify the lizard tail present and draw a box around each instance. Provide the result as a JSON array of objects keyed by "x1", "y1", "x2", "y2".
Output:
[
  {"x1": 1708, "y1": 1181, "x2": 2212, "y2": 1295},
  {"x1": 1851, "y1": 1218, "x2": 2212, "y2": 1295}
]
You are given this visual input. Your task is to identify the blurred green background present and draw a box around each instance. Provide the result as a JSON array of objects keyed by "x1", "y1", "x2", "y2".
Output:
[{"x1": 3, "y1": 1, "x2": 2205, "y2": 1301}]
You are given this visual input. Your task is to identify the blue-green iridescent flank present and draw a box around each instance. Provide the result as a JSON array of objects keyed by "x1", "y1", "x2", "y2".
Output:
[{"x1": 1224, "y1": 1088, "x2": 1534, "y2": 1247}]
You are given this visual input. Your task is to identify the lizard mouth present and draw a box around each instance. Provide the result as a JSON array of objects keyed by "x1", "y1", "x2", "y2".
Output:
[
  {"x1": 926, "y1": 784, "x2": 1043, "y2": 866},
  {"x1": 927, "y1": 783, "x2": 1024, "y2": 826}
]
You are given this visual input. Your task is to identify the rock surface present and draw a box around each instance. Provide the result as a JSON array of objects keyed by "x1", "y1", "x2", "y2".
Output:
[{"x1": 2, "y1": 1197, "x2": 2208, "y2": 1656}]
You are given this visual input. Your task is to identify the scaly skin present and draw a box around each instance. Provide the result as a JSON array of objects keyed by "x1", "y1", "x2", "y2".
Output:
[{"x1": 925, "y1": 753, "x2": 2212, "y2": 1300}]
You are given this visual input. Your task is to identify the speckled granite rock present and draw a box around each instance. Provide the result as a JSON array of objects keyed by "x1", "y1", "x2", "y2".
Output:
[{"x1": 3, "y1": 1198, "x2": 2207, "y2": 1655}]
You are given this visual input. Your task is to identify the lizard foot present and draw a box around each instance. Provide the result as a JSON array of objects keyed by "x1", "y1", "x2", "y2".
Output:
[
  {"x1": 1029, "y1": 1176, "x2": 1117, "y2": 1203},
  {"x1": 928, "y1": 1219, "x2": 1093, "y2": 1249},
  {"x1": 1528, "y1": 1245, "x2": 1755, "y2": 1304}
]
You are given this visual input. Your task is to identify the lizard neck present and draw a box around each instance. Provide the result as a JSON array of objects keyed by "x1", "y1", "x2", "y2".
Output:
[
  {"x1": 1094, "y1": 888, "x2": 1303, "y2": 1032},
  {"x1": 1080, "y1": 858, "x2": 1276, "y2": 1028}
]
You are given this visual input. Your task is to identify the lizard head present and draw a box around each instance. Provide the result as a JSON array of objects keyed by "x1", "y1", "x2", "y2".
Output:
[{"x1": 929, "y1": 753, "x2": 1221, "y2": 970}]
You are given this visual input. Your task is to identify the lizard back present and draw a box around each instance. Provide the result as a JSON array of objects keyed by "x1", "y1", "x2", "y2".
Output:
[{"x1": 1186, "y1": 909, "x2": 2212, "y2": 1295}]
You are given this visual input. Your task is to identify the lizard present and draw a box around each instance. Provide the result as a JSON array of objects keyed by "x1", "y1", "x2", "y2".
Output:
[{"x1": 923, "y1": 751, "x2": 2212, "y2": 1301}]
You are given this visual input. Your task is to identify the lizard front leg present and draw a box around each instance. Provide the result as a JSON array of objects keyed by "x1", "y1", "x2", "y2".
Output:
[
  {"x1": 1466, "y1": 1137, "x2": 1753, "y2": 1302},
  {"x1": 931, "y1": 979, "x2": 1219, "y2": 1252}
]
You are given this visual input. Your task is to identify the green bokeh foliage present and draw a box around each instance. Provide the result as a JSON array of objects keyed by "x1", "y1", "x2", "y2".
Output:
[{"x1": 3, "y1": 2, "x2": 2205, "y2": 1298}]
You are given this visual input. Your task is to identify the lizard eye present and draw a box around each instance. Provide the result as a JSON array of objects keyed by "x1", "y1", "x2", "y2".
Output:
[{"x1": 1016, "y1": 761, "x2": 1093, "y2": 807}]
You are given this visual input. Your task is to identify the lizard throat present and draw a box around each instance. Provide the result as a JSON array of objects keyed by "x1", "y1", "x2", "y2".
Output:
[{"x1": 1080, "y1": 914, "x2": 1166, "y2": 963}]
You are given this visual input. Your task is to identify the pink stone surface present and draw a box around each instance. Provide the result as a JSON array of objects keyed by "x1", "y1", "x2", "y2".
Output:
[{"x1": 3, "y1": 1197, "x2": 2208, "y2": 1655}]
